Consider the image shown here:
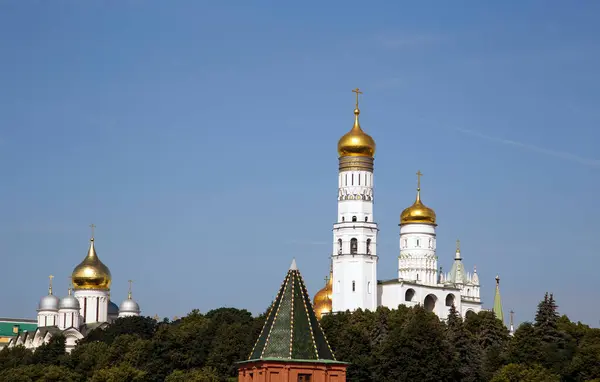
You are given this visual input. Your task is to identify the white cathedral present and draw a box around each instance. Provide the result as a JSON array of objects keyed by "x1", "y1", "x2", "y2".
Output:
[
  {"x1": 8, "y1": 233, "x2": 141, "y2": 352},
  {"x1": 313, "y1": 89, "x2": 482, "y2": 321}
]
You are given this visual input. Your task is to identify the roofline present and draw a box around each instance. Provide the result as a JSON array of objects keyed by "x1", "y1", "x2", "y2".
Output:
[
  {"x1": 238, "y1": 358, "x2": 349, "y2": 365},
  {"x1": 0, "y1": 318, "x2": 37, "y2": 323}
]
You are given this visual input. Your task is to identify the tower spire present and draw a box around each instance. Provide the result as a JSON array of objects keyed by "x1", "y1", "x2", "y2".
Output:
[
  {"x1": 351, "y1": 88, "x2": 363, "y2": 131},
  {"x1": 493, "y1": 275, "x2": 505, "y2": 324},
  {"x1": 48, "y1": 275, "x2": 54, "y2": 295},
  {"x1": 128, "y1": 280, "x2": 133, "y2": 299},
  {"x1": 89, "y1": 223, "x2": 96, "y2": 241},
  {"x1": 416, "y1": 170, "x2": 423, "y2": 202},
  {"x1": 509, "y1": 310, "x2": 515, "y2": 336}
]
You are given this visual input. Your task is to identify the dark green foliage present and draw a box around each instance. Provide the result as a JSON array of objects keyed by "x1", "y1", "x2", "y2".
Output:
[
  {"x1": 2, "y1": 293, "x2": 600, "y2": 381},
  {"x1": 446, "y1": 304, "x2": 485, "y2": 382},
  {"x1": 31, "y1": 334, "x2": 67, "y2": 365}
]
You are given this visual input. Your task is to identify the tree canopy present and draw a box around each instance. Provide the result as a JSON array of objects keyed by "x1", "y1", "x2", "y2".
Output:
[{"x1": 1, "y1": 294, "x2": 599, "y2": 381}]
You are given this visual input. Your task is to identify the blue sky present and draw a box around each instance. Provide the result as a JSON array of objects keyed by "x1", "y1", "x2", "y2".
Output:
[{"x1": 1, "y1": 1, "x2": 599, "y2": 327}]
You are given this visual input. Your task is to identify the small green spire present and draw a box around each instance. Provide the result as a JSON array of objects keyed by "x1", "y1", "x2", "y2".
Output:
[{"x1": 493, "y1": 275, "x2": 504, "y2": 324}]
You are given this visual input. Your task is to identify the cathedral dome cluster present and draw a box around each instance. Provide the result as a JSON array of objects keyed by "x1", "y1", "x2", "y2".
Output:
[
  {"x1": 71, "y1": 238, "x2": 112, "y2": 290},
  {"x1": 11, "y1": 228, "x2": 141, "y2": 353}
]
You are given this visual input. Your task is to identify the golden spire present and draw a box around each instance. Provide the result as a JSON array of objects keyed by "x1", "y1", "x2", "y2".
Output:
[
  {"x1": 48, "y1": 275, "x2": 54, "y2": 295},
  {"x1": 90, "y1": 223, "x2": 96, "y2": 240},
  {"x1": 128, "y1": 280, "x2": 133, "y2": 299},
  {"x1": 400, "y1": 170, "x2": 437, "y2": 225},
  {"x1": 337, "y1": 88, "x2": 376, "y2": 158}
]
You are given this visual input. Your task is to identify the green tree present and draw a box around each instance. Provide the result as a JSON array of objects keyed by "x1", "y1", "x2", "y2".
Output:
[
  {"x1": 90, "y1": 364, "x2": 147, "y2": 382},
  {"x1": 165, "y1": 367, "x2": 220, "y2": 382},
  {"x1": 32, "y1": 334, "x2": 67, "y2": 365},
  {"x1": 507, "y1": 322, "x2": 542, "y2": 365},
  {"x1": 491, "y1": 363, "x2": 560, "y2": 382},
  {"x1": 81, "y1": 316, "x2": 158, "y2": 345},
  {"x1": 446, "y1": 304, "x2": 484, "y2": 382},
  {"x1": 376, "y1": 306, "x2": 453, "y2": 382},
  {"x1": 0, "y1": 345, "x2": 33, "y2": 369},
  {"x1": 66, "y1": 341, "x2": 111, "y2": 380},
  {"x1": 533, "y1": 293, "x2": 576, "y2": 373}
]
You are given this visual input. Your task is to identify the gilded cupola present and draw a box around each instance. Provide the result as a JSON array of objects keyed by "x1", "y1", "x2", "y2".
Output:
[
  {"x1": 313, "y1": 265, "x2": 333, "y2": 320},
  {"x1": 337, "y1": 88, "x2": 376, "y2": 158},
  {"x1": 400, "y1": 170, "x2": 437, "y2": 226},
  {"x1": 72, "y1": 228, "x2": 112, "y2": 290}
]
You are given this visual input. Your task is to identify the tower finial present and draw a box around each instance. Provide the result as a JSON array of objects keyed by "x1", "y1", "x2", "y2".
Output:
[
  {"x1": 48, "y1": 275, "x2": 54, "y2": 295},
  {"x1": 456, "y1": 239, "x2": 461, "y2": 252},
  {"x1": 128, "y1": 280, "x2": 133, "y2": 299},
  {"x1": 352, "y1": 87, "x2": 363, "y2": 110},
  {"x1": 89, "y1": 223, "x2": 96, "y2": 240},
  {"x1": 495, "y1": 274, "x2": 500, "y2": 286},
  {"x1": 68, "y1": 276, "x2": 73, "y2": 295},
  {"x1": 415, "y1": 170, "x2": 423, "y2": 202}
]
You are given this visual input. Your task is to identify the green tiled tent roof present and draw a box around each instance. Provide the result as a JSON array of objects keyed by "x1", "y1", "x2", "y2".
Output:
[{"x1": 249, "y1": 259, "x2": 337, "y2": 361}]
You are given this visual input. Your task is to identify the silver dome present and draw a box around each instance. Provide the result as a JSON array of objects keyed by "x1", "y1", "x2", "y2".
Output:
[
  {"x1": 119, "y1": 298, "x2": 140, "y2": 313},
  {"x1": 38, "y1": 294, "x2": 59, "y2": 311},
  {"x1": 59, "y1": 295, "x2": 80, "y2": 310},
  {"x1": 108, "y1": 300, "x2": 119, "y2": 316}
]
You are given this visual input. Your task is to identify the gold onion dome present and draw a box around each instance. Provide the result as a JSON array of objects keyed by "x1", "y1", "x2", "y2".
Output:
[
  {"x1": 313, "y1": 268, "x2": 333, "y2": 320},
  {"x1": 337, "y1": 88, "x2": 376, "y2": 158},
  {"x1": 400, "y1": 171, "x2": 437, "y2": 226},
  {"x1": 72, "y1": 236, "x2": 112, "y2": 290}
]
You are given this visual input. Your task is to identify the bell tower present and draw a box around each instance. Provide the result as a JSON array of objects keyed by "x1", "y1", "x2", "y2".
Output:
[{"x1": 332, "y1": 89, "x2": 378, "y2": 313}]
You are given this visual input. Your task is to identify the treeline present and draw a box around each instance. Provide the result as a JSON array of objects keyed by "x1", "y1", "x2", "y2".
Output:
[{"x1": 1, "y1": 294, "x2": 599, "y2": 381}]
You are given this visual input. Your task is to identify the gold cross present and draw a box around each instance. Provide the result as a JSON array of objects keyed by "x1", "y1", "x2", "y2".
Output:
[
  {"x1": 48, "y1": 275, "x2": 54, "y2": 294},
  {"x1": 456, "y1": 239, "x2": 460, "y2": 252},
  {"x1": 416, "y1": 170, "x2": 423, "y2": 189},
  {"x1": 90, "y1": 224, "x2": 96, "y2": 239},
  {"x1": 352, "y1": 88, "x2": 363, "y2": 108}
]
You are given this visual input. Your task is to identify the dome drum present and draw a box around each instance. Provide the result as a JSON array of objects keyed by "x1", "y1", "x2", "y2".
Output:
[{"x1": 338, "y1": 156, "x2": 374, "y2": 172}]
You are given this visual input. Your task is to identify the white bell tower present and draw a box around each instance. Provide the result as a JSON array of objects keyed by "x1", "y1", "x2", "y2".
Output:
[
  {"x1": 332, "y1": 88, "x2": 378, "y2": 313},
  {"x1": 398, "y1": 171, "x2": 438, "y2": 285}
]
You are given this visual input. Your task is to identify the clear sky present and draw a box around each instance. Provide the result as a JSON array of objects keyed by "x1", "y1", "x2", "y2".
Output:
[{"x1": 1, "y1": 1, "x2": 599, "y2": 327}]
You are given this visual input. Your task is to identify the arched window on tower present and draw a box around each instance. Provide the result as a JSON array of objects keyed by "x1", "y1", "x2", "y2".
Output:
[
  {"x1": 366, "y1": 239, "x2": 371, "y2": 255},
  {"x1": 338, "y1": 239, "x2": 342, "y2": 255},
  {"x1": 352, "y1": 280, "x2": 356, "y2": 292},
  {"x1": 352, "y1": 216, "x2": 357, "y2": 222},
  {"x1": 350, "y1": 238, "x2": 358, "y2": 255},
  {"x1": 365, "y1": 216, "x2": 368, "y2": 222},
  {"x1": 416, "y1": 239, "x2": 420, "y2": 247}
]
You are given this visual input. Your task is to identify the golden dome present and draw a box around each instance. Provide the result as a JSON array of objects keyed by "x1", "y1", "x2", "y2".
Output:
[
  {"x1": 337, "y1": 88, "x2": 376, "y2": 158},
  {"x1": 72, "y1": 238, "x2": 112, "y2": 290},
  {"x1": 400, "y1": 171, "x2": 437, "y2": 226},
  {"x1": 313, "y1": 269, "x2": 333, "y2": 320}
]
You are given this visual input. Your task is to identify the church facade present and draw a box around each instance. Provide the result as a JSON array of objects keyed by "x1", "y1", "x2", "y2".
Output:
[
  {"x1": 314, "y1": 90, "x2": 482, "y2": 321},
  {"x1": 8, "y1": 233, "x2": 141, "y2": 353}
]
